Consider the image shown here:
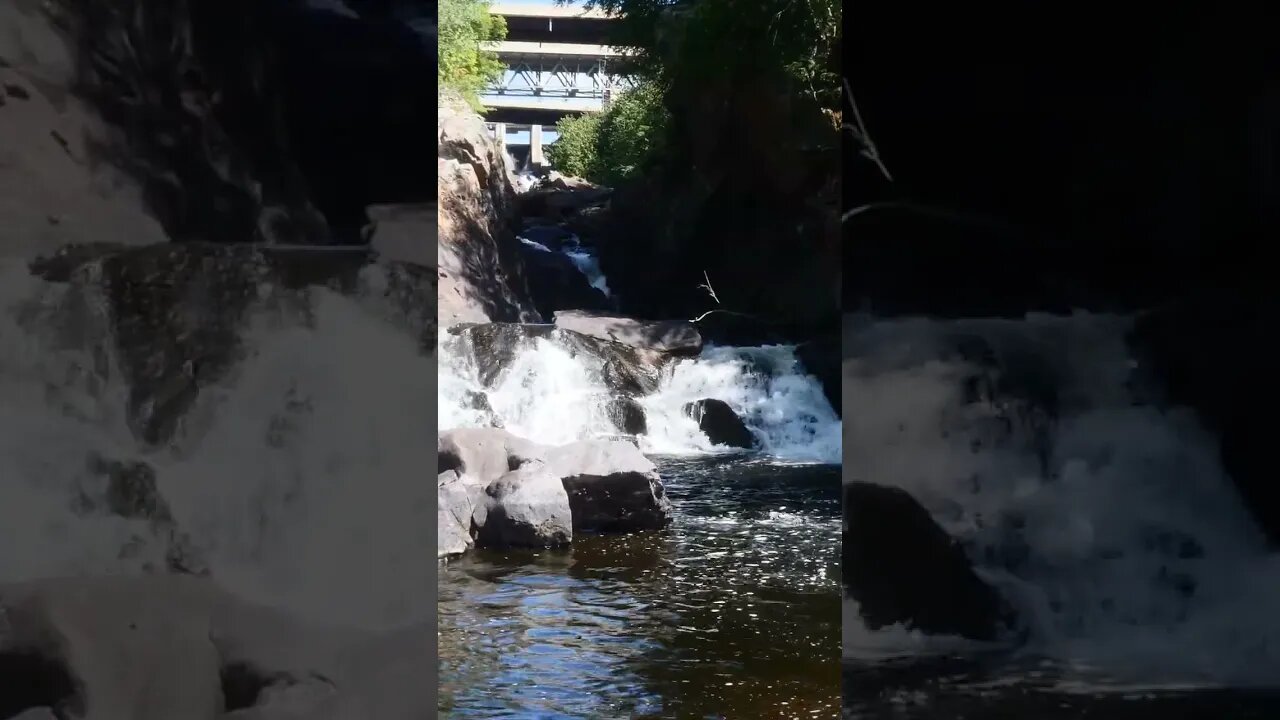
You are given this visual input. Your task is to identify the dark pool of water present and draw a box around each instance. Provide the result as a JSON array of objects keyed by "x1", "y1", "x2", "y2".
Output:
[
  {"x1": 438, "y1": 455, "x2": 843, "y2": 718},
  {"x1": 843, "y1": 656, "x2": 1280, "y2": 719}
]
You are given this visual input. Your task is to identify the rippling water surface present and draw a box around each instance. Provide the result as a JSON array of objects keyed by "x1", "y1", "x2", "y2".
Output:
[{"x1": 438, "y1": 455, "x2": 842, "y2": 718}]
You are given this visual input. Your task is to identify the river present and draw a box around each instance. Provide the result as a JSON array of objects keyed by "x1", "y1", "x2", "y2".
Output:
[{"x1": 438, "y1": 221, "x2": 844, "y2": 718}]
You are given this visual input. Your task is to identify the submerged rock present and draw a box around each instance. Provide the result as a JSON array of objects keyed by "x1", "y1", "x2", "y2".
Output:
[
  {"x1": 844, "y1": 481, "x2": 1017, "y2": 641},
  {"x1": 684, "y1": 399, "x2": 756, "y2": 449}
]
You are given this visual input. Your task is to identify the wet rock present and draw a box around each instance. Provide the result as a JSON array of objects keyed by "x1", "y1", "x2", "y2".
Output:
[
  {"x1": 447, "y1": 322, "x2": 665, "y2": 396},
  {"x1": 518, "y1": 240, "x2": 610, "y2": 318},
  {"x1": 844, "y1": 481, "x2": 1017, "y2": 641},
  {"x1": 544, "y1": 440, "x2": 673, "y2": 533},
  {"x1": 606, "y1": 396, "x2": 647, "y2": 435},
  {"x1": 683, "y1": 399, "x2": 756, "y2": 449},
  {"x1": 80, "y1": 456, "x2": 209, "y2": 577},
  {"x1": 478, "y1": 464, "x2": 573, "y2": 549},
  {"x1": 435, "y1": 430, "x2": 673, "y2": 556},
  {"x1": 553, "y1": 310, "x2": 703, "y2": 357}
]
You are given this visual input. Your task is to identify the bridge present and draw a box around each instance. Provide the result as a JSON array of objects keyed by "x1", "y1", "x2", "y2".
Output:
[{"x1": 481, "y1": 3, "x2": 636, "y2": 167}]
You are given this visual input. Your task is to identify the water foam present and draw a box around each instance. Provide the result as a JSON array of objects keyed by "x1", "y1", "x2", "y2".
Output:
[
  {"x1": 439, "y1": 334, "x2": 840, "y2": 463},
  {"x1": 843, "y1": 312, "x2": 1280, "y2": 687},
  {"x1": 0, "y1": 260, "x2": 432, "y2": 632}
]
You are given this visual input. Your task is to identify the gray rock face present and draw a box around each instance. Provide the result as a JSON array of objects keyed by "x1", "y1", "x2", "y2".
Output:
[
  {"x1": 437, "y1": 97, "x2": 540, "y2": 327},
  {"x1": 844, "y1": 481, "x2": 1018, "y2": 641},
  {"x1": 479, "y1": 464, "x2": 573, "y2": 549},
  {"x1": 435, "y1": 430, "x2": 673, "y2": 557},
  {"x1": 552, "y1": 310, "x2": 703, "y2": 357},
  {"x1": 545, "y1": 441, "x2": 673, "y2": 533},
  {"x1": 683, "y1": 398, "x2": 756, "y2": 449},
  {"x1": 437, "y1": 471, "x2": 474, "y2": 559}
]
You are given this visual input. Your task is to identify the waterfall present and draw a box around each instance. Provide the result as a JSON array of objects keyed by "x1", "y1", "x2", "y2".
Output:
[
  {"x1": 0, "y1": 260, "x2": 433, "y2": 632},
  {"x1": 843, "y1": 312, "x2": 1280, "y2": 687},
  {"x1": 439, "y1": 334, "x2": 840, "y2": 464}
]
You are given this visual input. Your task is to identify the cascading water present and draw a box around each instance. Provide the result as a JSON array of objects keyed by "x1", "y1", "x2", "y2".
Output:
[
  {"x1": 843, "y1": 312, "x2": 1280, "y2": 691},
  {"x1": 0, "y1": 259, "x2": 433, "y2": 632},
  {"x1": 438, "y1": 333, "x2": 840, "y2": 462}
]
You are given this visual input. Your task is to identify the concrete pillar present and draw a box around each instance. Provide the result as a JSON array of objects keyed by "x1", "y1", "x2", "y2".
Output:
[
  {"x1": 494, "y1": 123, "x2": 507, "y2": 149},
  {"x1": 530, "y1": 124, "x2": 544, "y2": 166}
]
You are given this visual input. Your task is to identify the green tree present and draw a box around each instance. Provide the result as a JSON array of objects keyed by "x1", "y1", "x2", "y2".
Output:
[
  {"x1": 548, "y1": 79, "x2": 670, "y2": 184},
  {"x1": 438, "y1": 0, "x2": 507, "y2": 110},
  {"x1": 572, "y1": 0, "x2": 840, "y2": 110}
]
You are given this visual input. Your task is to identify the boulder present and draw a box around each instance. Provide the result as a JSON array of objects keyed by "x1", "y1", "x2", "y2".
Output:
[
  {"x1": 843, "y1": 481, "x2": 1017, "y2": 641},
  {"x1": 478, "y1": 464, "x2": 573, "y2": 549},
  {"x1": 683, "y1": 399, "x2": 756, "y2": 449},
  {"x1": 544, "y1": 440, "x2": 673, "y2": 533},
  {"x1": 605, "y1": 396, "x2": 647, "y2": 436},
  {"x1": 433, "y1": 430, "x2": 673, "y2": 556},
  {"x1": 437, "y1": 427, "x2": 545, "y2": 482},
  {"x1": 553, "y1": 310, "x2": 703, "y2": 357}
]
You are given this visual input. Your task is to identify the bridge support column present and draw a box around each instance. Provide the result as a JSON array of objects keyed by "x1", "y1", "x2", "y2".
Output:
[
  {"x1": 494, "y1": 122, "x2": 507, "y2": 149},
  {"x1": 530, "y1": 124, "x2": 544, "y2": 167}
]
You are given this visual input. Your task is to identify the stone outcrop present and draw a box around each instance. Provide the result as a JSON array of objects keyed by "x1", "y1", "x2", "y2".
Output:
[
  {"x1": 437, "y1": 428, "x2": 673, "y2": 558},
  {"x1": 437, "y1": 96, "x2": 540, "y2": 327},
  {"x1": 844, "y1": 481, "x2": 1018, "y2": 641},
  {"x1": 683, "y1": 399, "x2": 756, "y2": 450}
]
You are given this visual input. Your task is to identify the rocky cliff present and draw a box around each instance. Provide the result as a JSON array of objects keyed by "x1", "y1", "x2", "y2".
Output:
[{"x1": 436, "y1": 95, "x2": 540, "y2": 326}]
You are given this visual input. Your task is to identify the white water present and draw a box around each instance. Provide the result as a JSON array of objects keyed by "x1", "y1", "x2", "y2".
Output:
[
  {"x1": 0, "y1": 260, "x2": 432, "y2": 632},
  {"x1": 843, "y1": 312, "x2": 1280, "y2": 688},
  {"x1": 439, "y1": 333, "x2": 840, "y2": 463},
  {"x1": 518, "y1": 231, "x2": 612, "y2": 298}
]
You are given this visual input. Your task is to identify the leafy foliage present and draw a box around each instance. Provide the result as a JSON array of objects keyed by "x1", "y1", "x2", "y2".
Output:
[
  {"x1": 573, "y1": 0, "x2": 841, "y2": 109},
  {"x1": 438, "y1": 0, "x2": 507, "y2": 110},
  {"x1": 548, "y1": 80, "x2": 670, "y2": 185}
]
